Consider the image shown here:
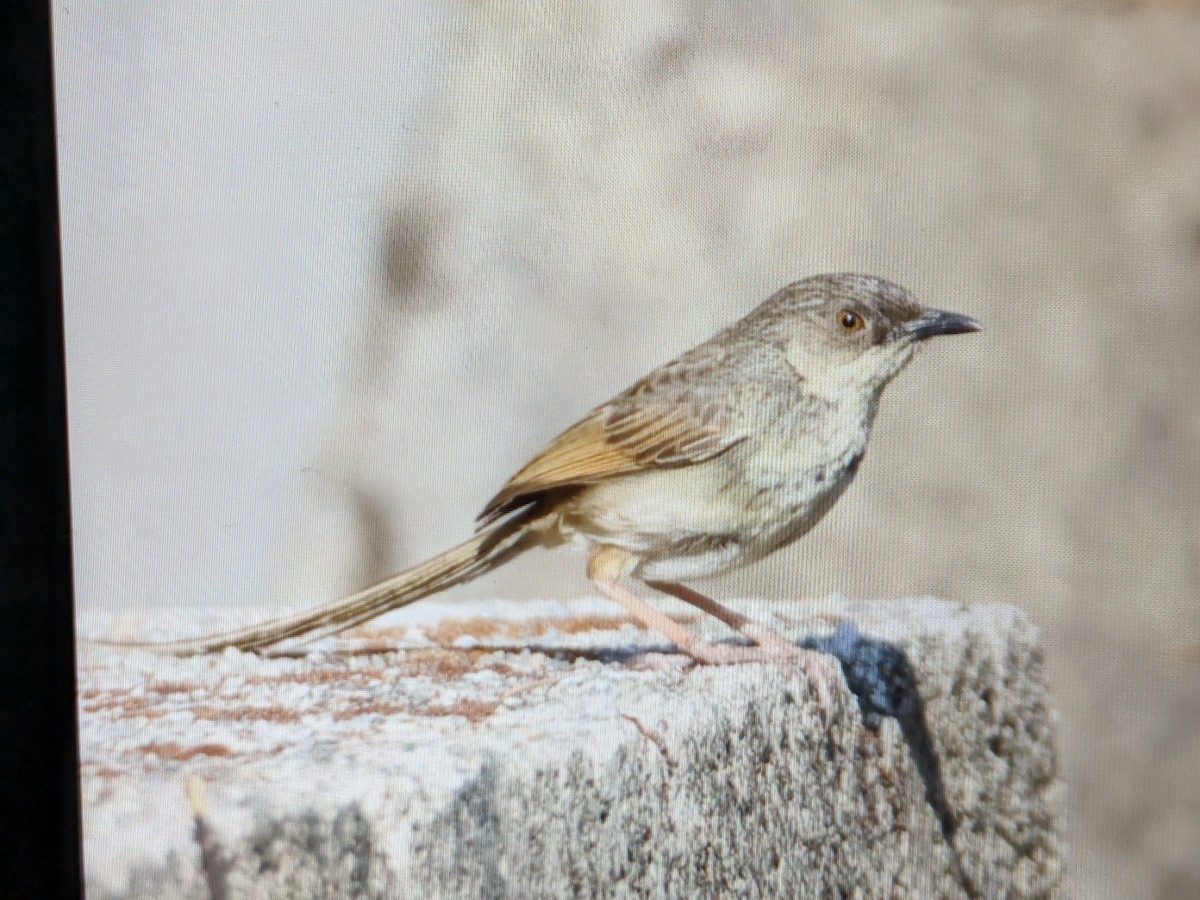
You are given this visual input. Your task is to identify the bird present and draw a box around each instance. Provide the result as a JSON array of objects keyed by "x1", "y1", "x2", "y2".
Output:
[{"x1": 108, "y1": 273, "x2": 980, "y2": 700}]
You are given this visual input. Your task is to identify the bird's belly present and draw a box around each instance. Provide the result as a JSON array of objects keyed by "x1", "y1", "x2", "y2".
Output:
[
  {"x1": 569, "y1": 463, "x2": 748, "y2": 550},
  {"x1": 739, "y1": 444, "x2": 866, "y2": 559},
  {"x1": 565, "y1": 445, "x2": 864, "y2": 578}
]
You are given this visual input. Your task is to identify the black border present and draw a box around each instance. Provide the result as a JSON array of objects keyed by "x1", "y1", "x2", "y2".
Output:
[{"x1": 0, "y1": 2, "x2": 84, "y2": 896}]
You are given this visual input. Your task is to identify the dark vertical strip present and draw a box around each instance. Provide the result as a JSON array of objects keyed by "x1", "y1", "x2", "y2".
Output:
[{"x1": 0, "y1": 2, "x2": 83, "y2": 897}]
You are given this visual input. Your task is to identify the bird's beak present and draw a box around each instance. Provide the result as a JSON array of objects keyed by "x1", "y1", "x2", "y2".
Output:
[{"x1": 896, "y1": 309, "x2": 983, "y2": 342}]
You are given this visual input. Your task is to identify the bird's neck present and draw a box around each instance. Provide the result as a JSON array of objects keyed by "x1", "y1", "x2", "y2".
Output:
[{"x1": 789, "y1": 343, "x2": 917, "y2": 406}]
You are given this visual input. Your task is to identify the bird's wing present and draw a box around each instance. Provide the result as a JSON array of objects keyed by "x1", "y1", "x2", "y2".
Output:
[{"x1": 478, "y1": 359, "x2": 745, "y2": 526}]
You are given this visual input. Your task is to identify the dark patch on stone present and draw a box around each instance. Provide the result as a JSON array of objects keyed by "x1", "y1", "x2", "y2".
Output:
[
  {"x1": 803, "y1": 626, "x2": 959, "y2": 848},
  {"x1": 845, "y1": 450, "x2": 864, "y2": 477},
  {"x1": 802, "y1": 624, "x2": 986, "y2": 897},
  {"x1": 240, "y1": 808, "x2": 377, "y2": 896}
]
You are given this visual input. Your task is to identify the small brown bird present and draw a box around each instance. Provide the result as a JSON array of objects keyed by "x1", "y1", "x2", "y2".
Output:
[{"x1": 124, "y1": 273, "x2": 980, "y2": 692}]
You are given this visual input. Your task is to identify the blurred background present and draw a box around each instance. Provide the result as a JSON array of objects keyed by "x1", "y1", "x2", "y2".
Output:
[{"x1": 56, "y1": 2, "x2": 1199, "y2": 896}]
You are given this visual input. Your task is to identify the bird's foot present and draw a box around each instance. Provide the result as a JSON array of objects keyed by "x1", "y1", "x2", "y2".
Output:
[{"x1": 680, "y1": 639, "x2": 843, "y2": 722}]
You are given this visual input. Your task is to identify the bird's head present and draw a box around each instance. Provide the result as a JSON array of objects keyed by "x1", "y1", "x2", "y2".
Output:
[{"x1": 754, "y1": 273, "x2": 982, "y2": 398}]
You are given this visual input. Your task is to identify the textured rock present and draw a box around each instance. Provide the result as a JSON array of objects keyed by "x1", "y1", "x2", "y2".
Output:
[{"x1": 80, "y1": 597, "x2": 1062, "y2": 898}]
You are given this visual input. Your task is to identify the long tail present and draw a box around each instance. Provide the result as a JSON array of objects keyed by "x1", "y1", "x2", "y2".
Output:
[{"x1": 95, "y1": 514, "x2": 542, "y2": 656}]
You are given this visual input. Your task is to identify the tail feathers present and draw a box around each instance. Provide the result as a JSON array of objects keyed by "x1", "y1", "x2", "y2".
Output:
[{"x1": 94, "y1": 516, "x2": 539, "y2": 656}]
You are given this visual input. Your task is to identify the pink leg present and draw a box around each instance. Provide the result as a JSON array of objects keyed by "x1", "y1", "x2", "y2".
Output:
[
  {"x1": 586, "y1": 546, "x2": 841, "y2": 715},
  {"x1": 645, "y1": 580, "x2": 801, "y2": 654},
  {"x1": 591, "y1": 577, "x2": 784, "y2": 665},
  {"x1": 645, "y1": 579, "x2": 841, "y2": 714}
]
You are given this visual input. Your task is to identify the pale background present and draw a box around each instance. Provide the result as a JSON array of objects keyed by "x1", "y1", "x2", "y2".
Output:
[{"x1": 56, "y1": 2, "x2": 1200, "y2": 897}]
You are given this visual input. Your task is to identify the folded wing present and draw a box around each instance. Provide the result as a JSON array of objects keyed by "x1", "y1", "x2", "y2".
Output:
[{"x1": 478, "y1": 371, "x2": 745, "y2": 527}]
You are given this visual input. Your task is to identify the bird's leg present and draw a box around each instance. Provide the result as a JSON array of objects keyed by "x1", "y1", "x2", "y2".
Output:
[
  {"x1": 645, "y1": 579, "x2": 842, "y2": 713},
  {"x1": 590, "y1": 577, "x2": 772, "y2": 664},
  {"x1": 588, "y1": 546, "x2": 771, "y2": 664},
  {"x1": 586, "y1": 547, "x2": 836, "y2": 684},
  {"x1": 644, "y1": 580, "x2": 799, "y2": 654}
]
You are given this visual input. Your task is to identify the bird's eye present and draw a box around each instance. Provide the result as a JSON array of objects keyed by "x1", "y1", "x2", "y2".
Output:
[{"x1": 837, "y1": 309, "x2": 865, "y2": 334}]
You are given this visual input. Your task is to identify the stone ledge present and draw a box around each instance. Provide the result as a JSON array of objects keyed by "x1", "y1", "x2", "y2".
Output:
[{"x1": 79, "y1": 597, "x2": 1063, "y2": 898}]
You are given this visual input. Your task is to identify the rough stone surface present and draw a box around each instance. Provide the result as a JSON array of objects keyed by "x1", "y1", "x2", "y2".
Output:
[{"x1": 80, "y1": 598, "x2": 1062, "y2": 898}]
